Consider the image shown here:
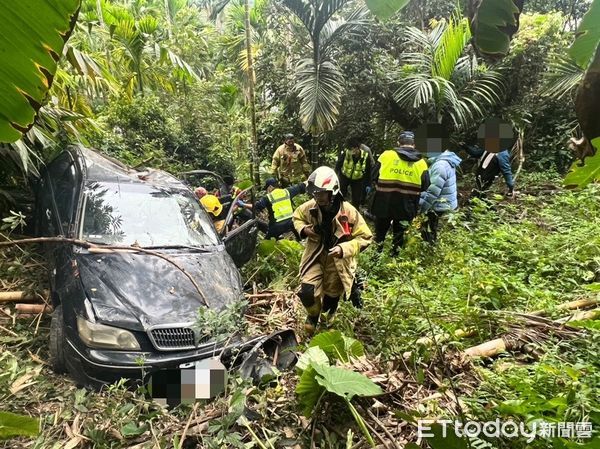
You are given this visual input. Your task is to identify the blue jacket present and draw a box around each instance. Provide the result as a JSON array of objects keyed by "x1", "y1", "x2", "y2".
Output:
[
  {"x1": 465, "y1": 145, "x2": 514, "y2": 189},
  {"x1": 420, "y1": 151, "x2": 462, "y2": 213}
]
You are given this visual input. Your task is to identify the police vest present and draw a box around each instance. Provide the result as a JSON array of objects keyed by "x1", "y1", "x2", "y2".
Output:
[
  {"x1": 341, "y1": 149, "x2": 368, "y2": 180},
  {"x1": 377, "y1": 150, "x2": 428, "y2": 195},
  {"x1": 267, "y1": 188, "x2": 294, "y2": 222}
]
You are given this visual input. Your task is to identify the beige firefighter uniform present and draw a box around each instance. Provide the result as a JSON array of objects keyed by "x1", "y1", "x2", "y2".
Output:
[
  {"x1": 271, "y1": 143, "x2": 310, "y2": 186},
  {"x1": 293, "y1": 199, "x2": 372, "y2": 319}
]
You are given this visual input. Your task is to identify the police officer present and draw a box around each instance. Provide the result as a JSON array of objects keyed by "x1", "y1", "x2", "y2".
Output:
[
  {"x1": 254, "y1": 178, "x2": 306, "y2": 240},
  {"x1": 335, "y1": 137, "x2": 372, "y2": 208},
  {"x1": 371, "y1": 131, "x2": 430, "y2": 255}
]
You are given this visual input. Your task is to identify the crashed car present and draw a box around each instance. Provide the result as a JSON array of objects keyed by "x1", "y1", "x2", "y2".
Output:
[{"x1": 34, "y1": 145, "x2": 279, "y2": 390}]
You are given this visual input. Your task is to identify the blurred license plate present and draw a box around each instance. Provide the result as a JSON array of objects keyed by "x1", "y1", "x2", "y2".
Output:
[{"x1": 147, "y1": 358, "x2": 226, "y2": 407}]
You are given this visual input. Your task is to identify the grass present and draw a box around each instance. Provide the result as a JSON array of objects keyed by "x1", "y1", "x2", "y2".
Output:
[{"x1": 0, "y1": 174, "x2": 599, "y2": 448}]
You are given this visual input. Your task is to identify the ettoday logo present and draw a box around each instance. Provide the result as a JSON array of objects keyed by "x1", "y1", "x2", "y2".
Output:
[{"x1": 417, "y1": 419, "x2": 594, "y2": 443}]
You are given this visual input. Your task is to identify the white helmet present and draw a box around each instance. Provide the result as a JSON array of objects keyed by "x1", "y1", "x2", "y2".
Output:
[{"x1": 307, "y1": 166, "x2": 340, "y2": 196}]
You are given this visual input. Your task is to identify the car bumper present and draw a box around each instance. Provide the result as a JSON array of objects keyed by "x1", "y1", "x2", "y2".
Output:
[{"x1": 64, "y1": 335, "x2": 264, "y2": 389}]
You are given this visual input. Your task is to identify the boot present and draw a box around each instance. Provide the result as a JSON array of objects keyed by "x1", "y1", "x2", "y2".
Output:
[{"x1": 304, "y1": 315, "x2": 319, "y2": 336}]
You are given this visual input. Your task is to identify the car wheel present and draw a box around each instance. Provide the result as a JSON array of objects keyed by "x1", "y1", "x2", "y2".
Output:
[{"x1": 49, "y1": 304, "x2": 67, "y2": 374}]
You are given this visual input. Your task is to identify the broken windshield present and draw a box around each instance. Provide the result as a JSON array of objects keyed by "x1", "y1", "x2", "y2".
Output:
[{"x1": 80, "y1": 181, "x2": 220, "y2": 247}]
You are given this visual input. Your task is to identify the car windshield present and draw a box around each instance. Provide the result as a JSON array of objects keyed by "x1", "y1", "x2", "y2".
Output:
[{"x1": 80, "y1": 181, "x2": 220, "y2": 247}]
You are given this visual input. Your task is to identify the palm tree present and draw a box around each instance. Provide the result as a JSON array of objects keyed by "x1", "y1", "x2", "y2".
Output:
[
  {"x1": 393, "y1": 15, "x2": 504, "y2": 130},
  {"x1": 540, "y1": 54, "x2": 584, "y2": 101},
  {"x1": 280, "y1": 0, "x2": 369, "y2": 167}
]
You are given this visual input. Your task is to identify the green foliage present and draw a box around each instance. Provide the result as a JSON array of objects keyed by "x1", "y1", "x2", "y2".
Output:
[
  {"x1": 364, "y1": 0, "x2": 410, "y2": 19},
  {"x1": 0, "y1": 411, "x2": 39, "y2": 440},
  {"x1": 295, "y1": 332, "x2": 382, "y2": 446},
  {"x1": 469, "y1": 0, "x2": 522, "y2": 57},
  {"x1": 569, "y1": 0, "x2": 600, "y2": 69},
  {"x1": 563, "y1": 139, "x2": 600, "y2": 188},
  {"x1": 308, "y1": 330, "x2": 365, "y2": 363},
  {"x1": 195, "y1": 299, "x2": 248, "y2": 340},
  {"x1": 393, "y1": 16, "x2": 504, "y2": 130},
  {"x1": 244, "y1": 238, "x2": 303, "y2": 289},
  {"x1": 0, "y1": 0, "x2": 80, "y2": 143}
]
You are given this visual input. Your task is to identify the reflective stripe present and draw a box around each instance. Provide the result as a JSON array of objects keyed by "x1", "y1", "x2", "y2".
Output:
[
  {"x1": 342, "y1": 149, "x2": 368, "y2": 180},
  {"x1": 377, "y1": 150, "x2": 427, "y2": 195},
  {"x1": 267, "y1": 188, "x2": 294, "y2": 222},
  {"x1": 480, "y1": 151, "x2": 496, "y2": 169}
]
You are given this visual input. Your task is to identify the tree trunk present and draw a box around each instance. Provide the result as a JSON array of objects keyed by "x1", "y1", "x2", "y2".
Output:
[
  {"x1": 244, "y1": 0, "x2": 260, "y2": 186},
  {"x1": 311, "y1": 134, "x2": 319, "y2": 169}
]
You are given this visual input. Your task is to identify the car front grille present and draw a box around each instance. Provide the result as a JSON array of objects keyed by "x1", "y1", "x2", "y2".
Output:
[{"x1": 149, "y1": 327, "x2": 198, "y2": 351}]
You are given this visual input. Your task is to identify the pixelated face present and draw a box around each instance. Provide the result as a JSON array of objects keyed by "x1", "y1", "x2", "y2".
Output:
[
  {"x1": 314, "y1": 190, "x2": 331, "y2": 207},
  {"x1": 414, "y1": 123, "x2": 450, "y2": 157},
  {"x1": 477, "y1": 118, "x2": 515, "y2": 153}
]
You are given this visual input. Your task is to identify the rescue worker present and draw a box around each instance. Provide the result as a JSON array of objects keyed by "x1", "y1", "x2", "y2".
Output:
[
  {"x1": 335, "y1": 137, "x2": 372, "y2": 207},
  {"x1": 293, "y1": 166, "x2": 372, "y2": 335},
  {"x1": 219, "y1": 175, "x2": 241, "y2": 199},
  {"x1": 371, "y1": 131, "x2": 429, "y2": 255},
  {"x1": 200, "y1": 194, "x2": 226, "y2": 233},
  {"x1": 419, "y1": 150, "x2": 462, "y2": 243},
  {"x1": 462, "y1": 144, "x2": 515, "y2": 197},
  {"x1": 254, "y1": 178, "x2": 306, "y2": 240},
  {"x1": 271, "y1": 133, "x2": 311, "y2": 187},
  {"x1": 194, "y1": 186, "x2": 208, "y2": 200}
]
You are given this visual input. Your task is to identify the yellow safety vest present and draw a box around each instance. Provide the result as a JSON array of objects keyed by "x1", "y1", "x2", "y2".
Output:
[
  {"x1": 267, "y1": 188, "x2": 294, "y2": 222},
  {"x1": 341, "y1": 149, "x2": 368, "y2": 180},
  {"x1": 376, "y1": 150, "x2": 428, "y2": 196}
]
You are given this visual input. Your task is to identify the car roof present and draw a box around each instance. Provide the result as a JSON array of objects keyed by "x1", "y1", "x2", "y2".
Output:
[{"x1": 73, "y1": 145, "x2": 189, "y2": 192}]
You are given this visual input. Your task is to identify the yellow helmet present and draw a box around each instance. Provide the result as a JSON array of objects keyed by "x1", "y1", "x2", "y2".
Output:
[{"x1": 200, "y1": 194, "x2": 223, "y2": 217}]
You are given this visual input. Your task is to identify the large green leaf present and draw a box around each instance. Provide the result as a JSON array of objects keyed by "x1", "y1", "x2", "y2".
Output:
[
  {"x1": 470, "y1": 0, "x2": 523, "y2": 57},
  {"x1": 0, "y1": 0, "x2": 81, "y2": 143},
  {"x1": 364, "y1": 0, "x2": 409, "y2": 20},
  {"x1": 296, "y1": 346, "x2": 330, "y2": 372},
  {"x1": 0, "y1": 411, "x2": 39, "y2": 440},
  {"x1": 569, "y1": 0, "x2": 600, "y2": 69},
  {"x1": 296, "y1": 365, "x2": 325, "y2": 417},
  {"x1": 308, "y1": 330, "x2": 364, "y2": 362},
  {"x1": 563, "y1": 139, "x2": 600, "y2": 189},
  {"x1": 312, "y1": 363, "x2": 383, "y2": 400}
]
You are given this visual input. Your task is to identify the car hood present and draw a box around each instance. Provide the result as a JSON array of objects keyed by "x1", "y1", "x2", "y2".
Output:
[{"x1": 76, "y1": 248, "x2": 243, "y2": 331}]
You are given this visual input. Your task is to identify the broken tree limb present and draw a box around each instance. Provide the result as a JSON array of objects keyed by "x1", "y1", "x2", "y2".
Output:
[
  {"x1": 465, "y1": 338, "x2": 506, "y2": 358},
  {"x1": 555, "y1": 308, "x2": 600, "y2": 324},
  {"x1": 0, "y1": 291, "x2": 48, "y2": 303},
  {"x1": 530, "y1": 298, "x2": 599, "y2": 316},
  {"x1": 15, "y1": 303, "x2": 53, "y2": 314},
  {"x1": 0, "y1": 237, "x2": 207, "y2": 306},
  {"x1": 465, "y1": 308, "x2": 599, "y2": 359},
  {"x1": 403, "y1": 328, "x2": 476, "y2": 359}
]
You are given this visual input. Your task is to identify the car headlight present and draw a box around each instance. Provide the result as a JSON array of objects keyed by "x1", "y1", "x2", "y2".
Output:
[{"x1": 77, "y1": 316, "x2": 141, "y2": 350}]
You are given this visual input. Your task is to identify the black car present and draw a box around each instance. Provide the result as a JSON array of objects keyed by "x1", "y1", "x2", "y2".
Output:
[{"x1": 35, "y1": 145, "x2": 259, "y2": 389}]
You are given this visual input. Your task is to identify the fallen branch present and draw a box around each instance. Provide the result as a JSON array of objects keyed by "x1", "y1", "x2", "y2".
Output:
[
  {"x1": 465, "y1": 308, "x2": 598, "y2": 359},
  {"x1": 15, "y1": 303, "x2": 53, "y2": 314},
  {"x1": 530, "y1": 298, "x2": 599, "y2": 316},
  {"x1": 555, "y1": 308, "x2": 600, "y2": 324},
  {"x1": 0, "y1": 291, "x2": 48, "y2": 303},
  {"x1": 0, "y1": 237, "x2": 207, "y2": 306}
]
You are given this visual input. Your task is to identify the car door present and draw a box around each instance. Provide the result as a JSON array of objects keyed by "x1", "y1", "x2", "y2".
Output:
[{"x1": 223, "y1": 219, "x2": 258, "y2": 268}]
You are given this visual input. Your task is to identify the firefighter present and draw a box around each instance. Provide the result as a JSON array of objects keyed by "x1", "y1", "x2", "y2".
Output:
[
  {"x1": 371, "y1": 131, "x2": 430, "y2": 255},
  {"x1": 293, "y1": 166, "x2": 372, "y2": 335},
  {"x1": 335, "y1": 137, "x2": 372, "y2": 208},
  {"x1": 271, "y1": 133, "x2": 311, "y2": 187}
]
